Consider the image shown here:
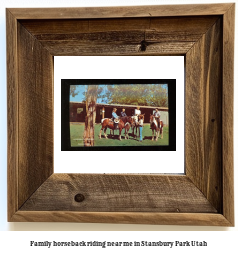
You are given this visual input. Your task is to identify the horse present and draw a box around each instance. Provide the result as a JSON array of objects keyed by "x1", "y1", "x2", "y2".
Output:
[
  {"x1": 99, "y1": 116, "x2": 134, "y2": 141},
  {"x1": 149, "y1": 114, "x2": 163, "y2": 141}
]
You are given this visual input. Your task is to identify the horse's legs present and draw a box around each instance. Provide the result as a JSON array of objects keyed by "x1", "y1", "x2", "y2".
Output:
[
  {"x1": 152, "y1": 129, "x2": 154, "y2": 141},
  {"x1": 119, "y1": 128, "x2": 122, "y2": 141},
  {"x1": 155, "y1": 128, "x2": 159, "y2": 141},
  {"x1": 124, "y1": 129, "x2": 127, "y2": 139},
  {"x1": 104, "y1": 127, "x2": 108, "y2": 139},
  {"x1": 126, "y1": 127, "x2": 130, "y2": 139},
  {"x1": 99, "y1": 127, "x2": 103, "y2": 139},
  {"x1": 160, "y1": 127, "x2": 163, "y2": 139}
]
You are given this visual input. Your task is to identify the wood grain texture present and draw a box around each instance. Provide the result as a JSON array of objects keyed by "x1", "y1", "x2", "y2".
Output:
[
  {"x1": 20, "y1": 174, "x2": 217, "y2": 213},
  {"x1": 38, "y1": 41, "x2": 193, "y2": 56},
  {"x1": 11, "y1": 211, "x2": 232, "y2": 226},
  {"x1": 186, "y1": 18, "x2": 222, "y2": 212},
  {"x1": 20, "y1": 17, "x2": 218, "y2": 34},
  {"x1": 19, "y1": 17, "x2": 218, "y2": 56},
  {"x1": 17, "y1": 23, "x2": 54, "y2": 208},
  {"x1": 7, "y1": 9, "x2": 18, "y2": 221},
  {"x1": 222, "y1": 4, "x2": 235, "y2": 226},
  {"x1": 8, "y1": 3, "x2": 233, "y2": 19}
]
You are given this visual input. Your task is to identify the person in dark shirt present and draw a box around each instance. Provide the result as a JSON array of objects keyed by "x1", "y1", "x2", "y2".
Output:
[{"x1": 120, "y1": 108, "x2": 127, "y2": 117}]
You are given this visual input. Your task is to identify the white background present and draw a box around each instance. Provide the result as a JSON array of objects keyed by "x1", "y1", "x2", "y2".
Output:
[
  {"x1": 54, "y1": 56, "x2": 184, "y2": 174},
  {"x1": 0, "y1": 0, "x2": 237, "y2": 253}
]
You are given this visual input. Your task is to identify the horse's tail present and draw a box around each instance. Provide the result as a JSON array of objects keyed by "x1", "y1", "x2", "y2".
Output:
[{"x1": 101, "y1": 118, "x2": 106, "y2": 124}]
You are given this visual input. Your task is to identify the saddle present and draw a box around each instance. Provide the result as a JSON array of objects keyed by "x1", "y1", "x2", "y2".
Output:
[
  {"x1": 151, "y1": 118, "x2": 160, "y2": 129},
  {"x1": 155, "y1": 118, "x2": 161, "y2": 129}
]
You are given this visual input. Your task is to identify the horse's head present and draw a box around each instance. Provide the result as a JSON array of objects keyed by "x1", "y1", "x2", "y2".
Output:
[
  {"x1": 139, "y1": 114, "x2": 144, "y2": 121},
  {"x1": 131, "y1": 116, "x2": 137, "y2": 124},
  {"x1": 149, "y1": 114, "x2": 154, "y2": 123},
  {"x1": 127, "y1": 116, "x2": 134, "y2": 124}
]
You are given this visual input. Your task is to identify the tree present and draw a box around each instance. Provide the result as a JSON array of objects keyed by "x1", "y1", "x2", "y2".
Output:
[
  {"x1": 70, "y1": 85, "x2": 80, "y2": 97},
  {"x1": 105, "y1": 84, "x2": 168, "y2": 107},
  {"x1": 83, "y1": 85, "x2": 98, "y2": 147}
]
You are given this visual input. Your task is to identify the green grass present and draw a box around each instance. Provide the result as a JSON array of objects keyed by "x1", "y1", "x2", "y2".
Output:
[{"x1": 70, "y1": 123, "x2": 169, "y2": 147}]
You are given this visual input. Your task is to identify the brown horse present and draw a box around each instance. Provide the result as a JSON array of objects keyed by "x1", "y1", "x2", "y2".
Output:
[
  {"x1": 99, "y1": 116, "x2": 134, "y2": 140},
  {"x1": 150, "y1": 114, "x2": 163, "y2": 141}
]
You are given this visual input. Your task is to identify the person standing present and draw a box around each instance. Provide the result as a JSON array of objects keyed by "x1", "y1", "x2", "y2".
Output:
[{"x1": 138, "y1": 115, "x2": 144, "y2": 142}]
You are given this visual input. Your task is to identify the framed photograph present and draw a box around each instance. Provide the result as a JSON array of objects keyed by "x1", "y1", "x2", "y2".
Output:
[{"x1": 7, "y1": 4, "x2": 234, "y2": 225}]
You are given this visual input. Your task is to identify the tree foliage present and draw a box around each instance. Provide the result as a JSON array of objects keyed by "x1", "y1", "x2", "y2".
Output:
[
  {"x1": 97, "y1": 84, "x2": 168, "y2": 107},
  {"x1": 70, "y1": 85, "x2": 80, "y2": 97},
  {"x1": 71, "y1": 84, "x2": 168, "y2": 107}
]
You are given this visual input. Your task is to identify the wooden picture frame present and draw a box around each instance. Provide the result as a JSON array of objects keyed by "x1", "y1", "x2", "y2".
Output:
[{"x1": 7, "y1": 3, "x2": 234, "y2": 225}]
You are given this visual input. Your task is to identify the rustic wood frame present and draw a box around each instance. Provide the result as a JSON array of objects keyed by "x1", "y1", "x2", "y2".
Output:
[{"x1": 7, "y1": 4, "x2": 234, "y2": 226}]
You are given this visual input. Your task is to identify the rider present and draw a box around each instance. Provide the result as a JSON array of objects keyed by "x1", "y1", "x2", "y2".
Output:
[
  {"x1": 135, "y1": 106, "x2": 141, "y2": 116},
  {"x1": 112, "y1": 108, "x2": 120, "y2": 129},
  {"x1": 120, "y1": 108, "x2": 127, "y2": 117},
  {"x1": 153, "y1": 108, "x2": 161, "y2": 128},
  {"x1": 134, "y1": 106, "x2": 141, "y2": 123}
]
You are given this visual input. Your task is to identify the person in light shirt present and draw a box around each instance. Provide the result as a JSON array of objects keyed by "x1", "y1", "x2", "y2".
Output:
[
  {"x1": 112, "y1": 108, "x2": 119, "y2": 129},
  {"x1": 153, "y1": 108, "x2": 161, "y2": 128},
  {"x1": 134, "y1": 106, "x2": 141, "y2": 124},
  {"x1": 112, "y1": 108, "x2": 119, "y2": 119},
  {"x1": 134, "y1": 106, "x2": 141, "y2": 116}
]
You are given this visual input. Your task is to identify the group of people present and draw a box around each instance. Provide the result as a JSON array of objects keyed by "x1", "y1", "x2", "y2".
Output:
[{"x1": 111, "y1": 106, "x2": 161, "y2": 142}]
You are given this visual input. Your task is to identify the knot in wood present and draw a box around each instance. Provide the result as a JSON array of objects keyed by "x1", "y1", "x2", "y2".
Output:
[
  {"x1": 74, "y1": 193, "x2": 85, "y2": 202},
  {"x1": 140, "y1": 40, "x2": 147, "y2": 51}
]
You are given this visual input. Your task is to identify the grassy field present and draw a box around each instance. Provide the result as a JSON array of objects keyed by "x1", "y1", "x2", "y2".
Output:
[{"x1": 70, "y1": 123, "x2": 169, "y2": 147}]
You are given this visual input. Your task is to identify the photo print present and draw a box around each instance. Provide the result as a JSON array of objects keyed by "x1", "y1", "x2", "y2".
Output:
[{"x1": 62, "y1": 79, "x2": 176, "y2": 151}]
